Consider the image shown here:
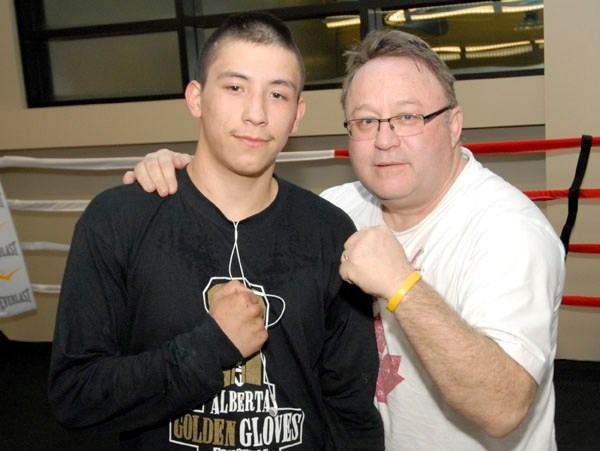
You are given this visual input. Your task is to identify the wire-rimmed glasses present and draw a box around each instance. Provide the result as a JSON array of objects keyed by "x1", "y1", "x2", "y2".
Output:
[{"x1": 343, "y1": 105, "x2": 453, "y2": 141}]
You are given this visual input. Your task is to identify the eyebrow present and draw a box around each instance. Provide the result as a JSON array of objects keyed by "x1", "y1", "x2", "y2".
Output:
[
  {"x1": 349, "y1": 100, "x2": 421, "y2": 117},
  {"x1": 217, "y1": 70, "x2": 298, "y2": 94}
]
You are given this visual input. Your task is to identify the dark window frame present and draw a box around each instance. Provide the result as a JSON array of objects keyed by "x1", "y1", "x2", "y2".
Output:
[{"x1": 14, "y1": 0, "x2": 543, "y2": 108}]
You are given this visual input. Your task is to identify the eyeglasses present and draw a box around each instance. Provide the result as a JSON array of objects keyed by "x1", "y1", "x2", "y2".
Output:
[{"x1": 343, "y1": 105, "x2": 453, "y2": 141}]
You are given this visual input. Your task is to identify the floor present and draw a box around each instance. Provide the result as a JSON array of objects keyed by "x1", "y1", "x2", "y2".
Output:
[{"x1": 1, "y1": 336, "x2": 598, "y2": 450}]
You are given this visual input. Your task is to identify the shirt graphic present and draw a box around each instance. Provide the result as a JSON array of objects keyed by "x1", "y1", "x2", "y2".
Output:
[
  {"x1": 374, "y1": 309, "x2": 404, "y2": 403},
  {"x1": 169, "y1": 277, "x2": 305, "y2": 450}
]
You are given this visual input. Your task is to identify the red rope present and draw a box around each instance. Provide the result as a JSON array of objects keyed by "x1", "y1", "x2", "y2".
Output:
[
  {"x1": 524, "y1": 188, "x2": 600, "y2": 201},
  {"x1": 334, "y1": 136, "x2": 600, "y2": 158},
  {"x1": 569, "y1": 244, "x2": 600, "y2": 254},
  {"x1": 468, "y1": 136, "x2": 600, "y2": 155},
  {"x1": 562, "y1": 296, "x2": 600, "y2": 308}
]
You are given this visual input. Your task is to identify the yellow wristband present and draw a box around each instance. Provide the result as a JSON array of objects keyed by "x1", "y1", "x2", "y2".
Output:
[{"x1": 386, "y1": 271, "x2": 422, "y2": 312}]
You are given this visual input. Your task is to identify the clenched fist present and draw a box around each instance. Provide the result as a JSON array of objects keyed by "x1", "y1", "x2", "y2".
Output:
[
  {"x1": 340, "y1": 225, "x2": 414, "y2": 300},
  {"x1": 207, "y1": 280, "x2": 268, "y2": 358}
]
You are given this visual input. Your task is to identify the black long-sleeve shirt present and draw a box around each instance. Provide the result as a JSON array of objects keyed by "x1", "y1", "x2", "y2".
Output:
[{"x1": 49, "y1": 171, "x2": 383, "y2": 450}]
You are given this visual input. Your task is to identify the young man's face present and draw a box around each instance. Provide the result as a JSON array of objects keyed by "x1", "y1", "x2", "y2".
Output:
[{"x1": 188, "y1": 39, "x2": 305, "y2": 178}]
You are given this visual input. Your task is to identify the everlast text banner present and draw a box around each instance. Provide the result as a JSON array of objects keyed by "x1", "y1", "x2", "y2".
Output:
[{"x1": 0, "y1": 180, "x2": 36, "y2": 317}]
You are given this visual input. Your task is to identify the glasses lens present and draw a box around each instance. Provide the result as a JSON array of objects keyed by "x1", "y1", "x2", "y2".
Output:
[
  {"x1": 349, "y1": 120, "x2": 377, "y2": 140},
  {"x1": 347, "y1": 114, "x2": 428, "y2": 140},
  {"x1": 390, "y1": 116, "x2": 425, "y2": 137}
]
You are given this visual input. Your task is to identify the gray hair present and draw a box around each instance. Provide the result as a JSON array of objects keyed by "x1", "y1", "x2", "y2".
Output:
[{"x1": 341, "y1": 29, "x2": 457, "y2": 109}]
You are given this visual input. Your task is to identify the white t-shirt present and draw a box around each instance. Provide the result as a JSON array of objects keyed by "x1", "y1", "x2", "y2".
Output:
[{"x1": 321, "y1": 148, "x2": 565, "y2": 451}]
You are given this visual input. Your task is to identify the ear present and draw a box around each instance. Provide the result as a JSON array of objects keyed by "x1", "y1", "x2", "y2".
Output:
[
  {"x1": 290, "y1": 96, "x2": 306, "y2": 134},
  {"x1": 449, "y1": 106, "x2": 463, "y2": 148},
  {"x1": 185, "y1": 81, "x2": 202, "y2": 118}
]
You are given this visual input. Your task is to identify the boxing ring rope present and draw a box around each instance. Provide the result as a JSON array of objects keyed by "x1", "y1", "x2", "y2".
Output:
[
  {"x1": 524, "y1": 189, "x2": 600, "y2": 201},
  {"x1": 1, "y1": 136, "x2": 599, "y2": 307}
]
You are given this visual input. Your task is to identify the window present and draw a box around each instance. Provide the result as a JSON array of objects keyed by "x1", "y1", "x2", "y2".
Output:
[
  {"x1": 14, "y1": 0, "x2": 543, "y2": 107},
  {"x1": 377, "y1": 1, "x2": 543, "y2": 79}
]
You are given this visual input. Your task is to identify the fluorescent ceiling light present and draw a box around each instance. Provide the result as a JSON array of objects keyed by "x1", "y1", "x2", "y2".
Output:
[
  {"x1": 324, "y1": 15, "x2": 360, "y2": 29},
  {"x1": 466, "y1": 40, "x2": 532, "y2": 52},
  {"x1": 433, "y1": 39, "x2": 544, "y2": 60},
  {"x1": 432, "y1": 46, "x2": 462, "y2": 54},
  {"x1": 465, "y1": 44, "x2": 533, "y2": 59},
  {"x1": 502, "y1": 0, "x2": 544, "y2": 14},
  {"x1": 438, "y1": 53, "x2": 462, "y2": 62},
  {"x1": 386, "y1": 0, "x2": 543, "y2": 24}
]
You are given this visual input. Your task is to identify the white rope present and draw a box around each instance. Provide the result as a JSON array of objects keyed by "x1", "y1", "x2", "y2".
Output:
[
  {"x1": 8, "y1": 199, "x2": 89, "y2": 212},
  {"x1": 32, "y1": 284, "x2": 61, "y2": 294},
  {"x1": 0, "y1": 156, "x2": 142, "y2": 170},
  {"x1": 20, "y1": 241, "x2": 70, "y2": 252},
  {"x1": 0, "y1": 150, "x2": 338, "y2": 170},
  {"x1": 275, "y1": 150, "x2": 336, "y2": 162}
]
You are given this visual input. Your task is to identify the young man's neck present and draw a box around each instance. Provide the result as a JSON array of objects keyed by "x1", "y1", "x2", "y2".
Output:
[{"x1": 187, "y1": 158, "x2": 278, "y2": 222}]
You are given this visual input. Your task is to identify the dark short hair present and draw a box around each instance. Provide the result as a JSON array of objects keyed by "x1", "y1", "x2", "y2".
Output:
[{"x1": 195, "y1": 12, "x2": 305, "y2": 95}]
